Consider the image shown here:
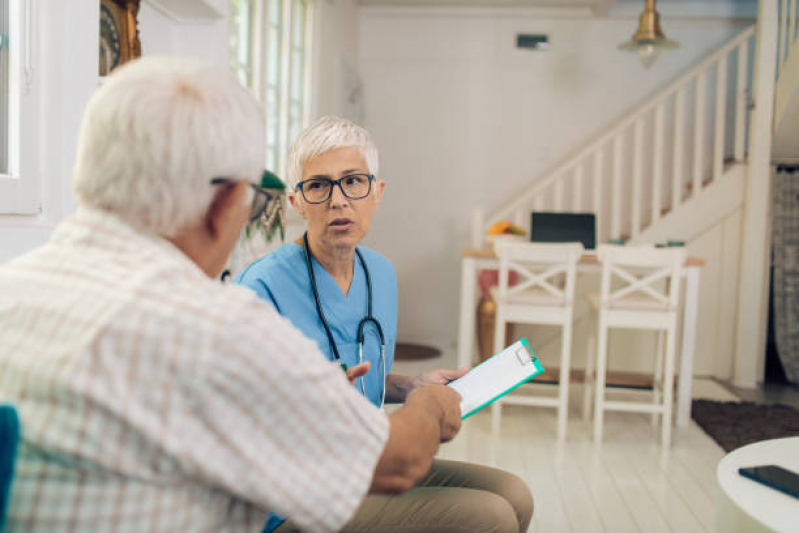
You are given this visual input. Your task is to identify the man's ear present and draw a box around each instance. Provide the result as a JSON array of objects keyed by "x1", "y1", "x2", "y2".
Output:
[
  {"x1": 205, "y1": 180, "x2": 250, "y2": 240},
  {"x1": 288, "y1": 191, "x2": 307, "y2": 219}
]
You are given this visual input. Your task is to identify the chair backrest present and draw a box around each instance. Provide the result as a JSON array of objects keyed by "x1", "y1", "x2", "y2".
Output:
[
  {"x1": 494, "y1": 241, "x2": 584, "y2": 307},
  {"x1": 597, "y1": 245, "x2": 687, "y2": 311},
  {"x1": 0, "y1": 405, "x2": 19, "y2": 531}
]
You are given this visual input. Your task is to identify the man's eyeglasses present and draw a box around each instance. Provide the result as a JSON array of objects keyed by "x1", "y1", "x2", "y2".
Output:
[
  {"x1": 210, "y1": 177, "x2": 273, "y2": 223},
  {"x1": 295, "y1": 174, "x2": 375, "y2": 204}
]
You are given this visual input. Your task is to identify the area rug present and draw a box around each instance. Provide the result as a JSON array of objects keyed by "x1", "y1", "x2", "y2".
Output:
[{"x1": 692, "y1": 399, "x2": 799, "y2": 452}]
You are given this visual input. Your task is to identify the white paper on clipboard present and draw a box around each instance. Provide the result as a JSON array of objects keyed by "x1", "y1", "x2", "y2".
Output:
[{"x1": 447, "y1": 338, "x2": 544, "y2": 419}]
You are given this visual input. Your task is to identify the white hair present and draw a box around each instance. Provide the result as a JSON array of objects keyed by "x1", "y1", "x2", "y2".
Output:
[
  {"x1": 286, "y1": 116, "x2": 379, "y2": 189},
  {"x1": 72, "y1": 56, "x2": 265, "y2": 237}
]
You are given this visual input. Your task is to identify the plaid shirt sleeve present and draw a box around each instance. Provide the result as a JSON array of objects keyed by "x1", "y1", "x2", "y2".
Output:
[{"x1": 177, "y1": 291, "x2": 389, "y2": 533}]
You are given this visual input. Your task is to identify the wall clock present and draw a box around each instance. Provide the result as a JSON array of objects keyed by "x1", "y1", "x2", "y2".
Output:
[{"x1": 99, "y1": 0, "x2": 141, "y2": 76}]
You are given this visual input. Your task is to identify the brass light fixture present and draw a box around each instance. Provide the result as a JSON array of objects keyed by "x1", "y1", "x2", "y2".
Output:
[{"x1": 619, "y1": 0, "x2": 679, "y2": 68}]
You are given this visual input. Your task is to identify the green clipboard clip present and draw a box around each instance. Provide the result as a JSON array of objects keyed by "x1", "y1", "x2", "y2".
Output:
[{"x1": 448, "y1": 338, "x2": 545, "y2": 420}]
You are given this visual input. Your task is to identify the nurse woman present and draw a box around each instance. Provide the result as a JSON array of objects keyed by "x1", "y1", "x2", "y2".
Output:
[{"x1": 236, "y1": 116, "x2": 533, "y2": 533}]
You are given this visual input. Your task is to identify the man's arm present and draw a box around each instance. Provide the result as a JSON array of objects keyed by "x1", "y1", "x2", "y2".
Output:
[{"x1": 369, "y1": 384, "x2": 462, "y2": 493}]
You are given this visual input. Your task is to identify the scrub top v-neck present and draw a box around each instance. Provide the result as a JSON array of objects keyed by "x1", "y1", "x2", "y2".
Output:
[{"x1": 235, "y1": 242, "x2": 397, "y2": 408}]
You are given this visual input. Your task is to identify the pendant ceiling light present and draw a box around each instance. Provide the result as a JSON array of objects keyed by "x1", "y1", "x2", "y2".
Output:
[{"x1": 619, "y1": 0, "x2": 679, "y2": 68}]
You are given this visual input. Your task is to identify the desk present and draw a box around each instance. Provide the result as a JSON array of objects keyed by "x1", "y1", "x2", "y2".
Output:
[
  {"x1": 714, "y1": 437, "x2": 799, "y2": 532},
  {"x1": 457, "y1": 248, "x2": 705, "y2": 428}
]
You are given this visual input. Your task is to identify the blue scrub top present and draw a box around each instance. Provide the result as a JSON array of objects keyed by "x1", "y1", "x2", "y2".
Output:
[{"x1": 235, "y1": 242, "x2": 397, "y2": 408}]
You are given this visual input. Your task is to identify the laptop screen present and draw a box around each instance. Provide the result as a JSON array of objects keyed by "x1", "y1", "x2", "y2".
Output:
[{"x1": 530, "y1": 212, "x2": 596, "y2": 250}]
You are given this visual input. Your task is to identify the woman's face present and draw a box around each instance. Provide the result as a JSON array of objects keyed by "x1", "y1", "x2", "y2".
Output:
[{"x1": 290, "y1": 146, "x2": 385, "y2": 252}]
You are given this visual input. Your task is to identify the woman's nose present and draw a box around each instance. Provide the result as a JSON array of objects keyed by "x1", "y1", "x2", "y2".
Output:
[{"x1": 328, "y1": 182, "x2": 349, "y2": 206}]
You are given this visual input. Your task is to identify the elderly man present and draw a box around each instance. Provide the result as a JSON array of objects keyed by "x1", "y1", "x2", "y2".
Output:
[{"x1": 0, "y1": 56, "x2": 461, "y2": 532}]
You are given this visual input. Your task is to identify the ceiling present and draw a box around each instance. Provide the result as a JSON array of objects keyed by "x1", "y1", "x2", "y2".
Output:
[{"x1": 357, "y1": 0, "x2": 755, "y2": 7}]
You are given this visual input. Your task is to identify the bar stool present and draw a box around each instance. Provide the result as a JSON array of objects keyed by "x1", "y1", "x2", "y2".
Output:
[
  {"x1": 490, "y1": 241, "x2": 584, "y2": 442},
  {"x1": 583, "y1": 245, "x2": 686, "y2": 448}
]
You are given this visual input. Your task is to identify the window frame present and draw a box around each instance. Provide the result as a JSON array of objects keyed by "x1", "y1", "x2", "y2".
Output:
[
  {"x1": 0, "y1": 0, "x2": 40, "y2": 215},
  {"x1": 231, "y1": 0, "x2": 313, "y2": 181}
]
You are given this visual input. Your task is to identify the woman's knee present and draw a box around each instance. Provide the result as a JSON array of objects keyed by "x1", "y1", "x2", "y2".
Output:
[
  {"x1": 493, "y1": 470, "x2": 534, "y2": 531},
  {"x1": 465, "y1": 491, "x2": 520, "y2": 533}
]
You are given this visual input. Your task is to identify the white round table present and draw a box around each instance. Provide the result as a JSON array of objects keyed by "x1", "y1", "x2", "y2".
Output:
[{"x1": 714, "y1": 436, "x2": 799, "y2": 532}]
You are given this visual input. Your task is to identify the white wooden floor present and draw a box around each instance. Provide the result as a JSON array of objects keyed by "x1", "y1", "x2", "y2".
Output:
[{"x1": 392, "y1": 356, "x2": 737, "y2": 533}]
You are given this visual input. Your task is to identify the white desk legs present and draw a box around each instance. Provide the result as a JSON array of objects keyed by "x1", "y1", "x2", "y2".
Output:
[
  {"x1": 458, "y1": 258, "x2": 477, "y2": 369},
  {"x1": 676, "y1": 266, "x2": 701, "y2": 428}
]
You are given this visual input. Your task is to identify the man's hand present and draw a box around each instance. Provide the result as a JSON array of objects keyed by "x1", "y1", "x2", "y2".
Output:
[
  {"x1": 411, "y1": 367, "x2": 469, "y2": 389},
  {"x1": 345, "y1": 361, "x2": 371, "y2": 386},
  {"x1": 406, "y1": 384, "x2": 462, "y2": 442}
]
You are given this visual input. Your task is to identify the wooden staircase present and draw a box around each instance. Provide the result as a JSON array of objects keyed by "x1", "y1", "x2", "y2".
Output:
[{"x1": 471, "y1": 27, "x2": 756, "y2": 250}]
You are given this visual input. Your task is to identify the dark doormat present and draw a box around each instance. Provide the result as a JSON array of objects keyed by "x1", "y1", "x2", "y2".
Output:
[
  {"x1": 691, "y1": 399, "x2": 799, "y2": 452},
  {"x1": 394, "y1": 343, "x2": 441, "y2": 361}
]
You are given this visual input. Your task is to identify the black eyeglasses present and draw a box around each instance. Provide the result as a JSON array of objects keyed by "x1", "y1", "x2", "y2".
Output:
[
  {"x1": 210, "y1": 177, "x2": 273, "y2": 223},
  {"x1": 295, "y1": 174, "x2": 375, "y2": 204}
]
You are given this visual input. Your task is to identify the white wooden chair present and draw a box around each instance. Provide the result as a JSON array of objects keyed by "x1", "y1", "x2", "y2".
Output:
[
  {"x1": 490, "y1": 241, "x2": 584, "y2": 442},
  {"x1": 583, "y1": 244, "x2": 686, "y2": 448}
]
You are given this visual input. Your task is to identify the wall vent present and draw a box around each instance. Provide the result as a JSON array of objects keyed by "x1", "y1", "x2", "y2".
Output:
[{"x1": 516, "y1": 34, "x2": 549, "y2": 51}]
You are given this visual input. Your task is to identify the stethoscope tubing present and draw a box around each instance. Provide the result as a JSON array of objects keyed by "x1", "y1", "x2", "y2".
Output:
[{"x1": 302, "y1": 232, "x2": 387, "y2": 407}]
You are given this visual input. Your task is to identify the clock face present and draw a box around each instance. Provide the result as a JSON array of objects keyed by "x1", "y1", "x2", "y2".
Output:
[{"x1": 100, "y1": 4, "x2": 121, "y2": 75}]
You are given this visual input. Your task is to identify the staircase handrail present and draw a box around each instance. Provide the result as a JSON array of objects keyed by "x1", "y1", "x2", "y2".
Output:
[{"x1": 482, "y1": 26, "x2": 755, "y2": 235}]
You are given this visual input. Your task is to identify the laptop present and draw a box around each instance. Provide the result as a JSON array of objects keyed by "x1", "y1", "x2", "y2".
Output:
[{"x1": 530, "y1": 212, "x2": 596, "y2": 251}]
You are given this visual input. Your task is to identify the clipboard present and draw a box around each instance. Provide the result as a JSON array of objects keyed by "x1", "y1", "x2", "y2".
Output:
[{"x1": 447, "y1": 338, "x2": 544, "y2": 419}]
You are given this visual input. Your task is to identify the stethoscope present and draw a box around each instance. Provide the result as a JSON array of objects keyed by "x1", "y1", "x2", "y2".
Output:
[{"x1": 302, "y1": 232, "x2": 387, "y2": 407}]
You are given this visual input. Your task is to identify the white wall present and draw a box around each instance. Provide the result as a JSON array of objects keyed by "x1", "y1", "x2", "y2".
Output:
[
  {"x1": 0, "y1": 0, "x2": 229, "y2": 263},
  {"x1": 357, "y1": 5, "x2": 752, "y2": 357},
  {"x1": 0, "y1": 1, "x2": 98, "y2": 262}
]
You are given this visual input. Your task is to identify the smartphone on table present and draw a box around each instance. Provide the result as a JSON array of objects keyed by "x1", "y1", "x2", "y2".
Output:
[{"x1": 738, "y1": 464, "x2": 799, "y2": 499}]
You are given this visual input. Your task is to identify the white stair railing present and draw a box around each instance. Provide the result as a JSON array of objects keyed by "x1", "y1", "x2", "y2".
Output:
[
  {"x1": 778, "y1": 0, "x2": 799, "y2": 78},
  {"x1": 473, "y1": 27, "x2": 755, "y2": 248}
]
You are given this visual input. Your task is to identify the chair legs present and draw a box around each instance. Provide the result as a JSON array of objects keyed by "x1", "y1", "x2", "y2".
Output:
[
  {"x1": 592, "y1": 321, "x2": 677, "y2": 448},
  {"x1": 582, "y1": 328, "x2": 596, "y2": 421},
  {"x1": 592, "y1": 317, "x2": 609, "y2": 444},
  {"x1": 651, "y1": 330, "x2": 665, "y2": 426},
  {"x1": 491, "y1": 401, "x2": 502, "y2": 439},
  {"x1": 556, "y1": 321, "x2": 572, "y2": 442},
  {"x1": 661, "y1": 322, "x2": 677, "y2": 449},
  {"x1": 493, "y1": 312, "x2": 573, "y2": 442}
]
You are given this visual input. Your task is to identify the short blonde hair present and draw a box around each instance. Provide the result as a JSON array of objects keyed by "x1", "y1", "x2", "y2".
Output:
[
  {"x1": 286, "y1": 116, "x2": 379, "y2": 189},
  {"x1": 72, "y1": 56, "x2": 265, "y2": 237}
]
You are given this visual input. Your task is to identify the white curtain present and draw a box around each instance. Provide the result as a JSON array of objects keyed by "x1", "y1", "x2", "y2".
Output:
[
  {"x1": 773, "y1": 165, "x2": 799, "y2": 385},
  {"x1": 0, "y1": 0, "x2": 8, "y2": 174}
]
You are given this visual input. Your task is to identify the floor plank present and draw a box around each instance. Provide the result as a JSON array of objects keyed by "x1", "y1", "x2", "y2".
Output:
[{"x1": 394, "y1": 355, "x2": 729, "y2": 533}]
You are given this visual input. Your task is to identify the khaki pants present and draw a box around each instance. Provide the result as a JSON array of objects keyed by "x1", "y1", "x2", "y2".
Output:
[{"x1": 274, "y1": 459, "x2": 533, "y2": 533}]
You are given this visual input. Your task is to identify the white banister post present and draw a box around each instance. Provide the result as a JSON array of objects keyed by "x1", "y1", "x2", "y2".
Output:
[
  {"x1": 693, "y1": 71, "x2": 707, "y2": 197},
  {"x1": 780, "y1": 0, "x2": 788, "y2": 67},
  {"x1": 471, "y1": 208, "x2": 485, "y2": 249},
  {"x1": 554, "y1": 177, "x2": 565, "y2": 212},
  {"x1": 573, "y1": 163, "x2": 584, "y2": 212},
  {"x1": 735, "y1": 0, "x2": 778, "y2": 388},
  {"x1": 713, "y1": 56, "x2": 728, "y2": 183},
  {"x1": 632, "y1": 119, "x2": 643, "y2": 238},
  {"x1": 611, "y1": 136, "x2": 623, "y2": 239},
  {"x1": 652, "y1": 104, "x2": 664, "y2": 225},
  {"x1": 513, "y1": 209, "x2": 526, "y2": 229},
  {"x1": 593, "y1": 149, "x2": 604, "y2": 243},
  {"x1": 735, "y1": 40, "x2": 749, "y2": 161},
  {"x1": 673, "y1": 89, "x2": 686, "y2": 211}
]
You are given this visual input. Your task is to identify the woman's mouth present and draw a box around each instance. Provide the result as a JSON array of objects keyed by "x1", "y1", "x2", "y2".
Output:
[{"x1": 329, "y1": 218, "x2": 354, "y2": 232}]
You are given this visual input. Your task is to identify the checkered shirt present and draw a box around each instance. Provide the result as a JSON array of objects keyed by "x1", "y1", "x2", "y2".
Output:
[{"x1": 0, "y1": 208, "x2": 388, "y2": 532}]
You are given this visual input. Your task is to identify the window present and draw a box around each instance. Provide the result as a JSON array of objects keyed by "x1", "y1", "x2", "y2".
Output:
[
  {"x1": 0, "y1": 0, "x2": 39, "y2": 214},
  {"x1": 231, "y1": 0, "x2": 312, "y2": 179}
]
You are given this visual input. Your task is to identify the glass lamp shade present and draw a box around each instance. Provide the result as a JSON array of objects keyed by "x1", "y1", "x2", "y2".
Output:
[{"x1": 619, "y1": 38, "x2": 679, "y2": 68}]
